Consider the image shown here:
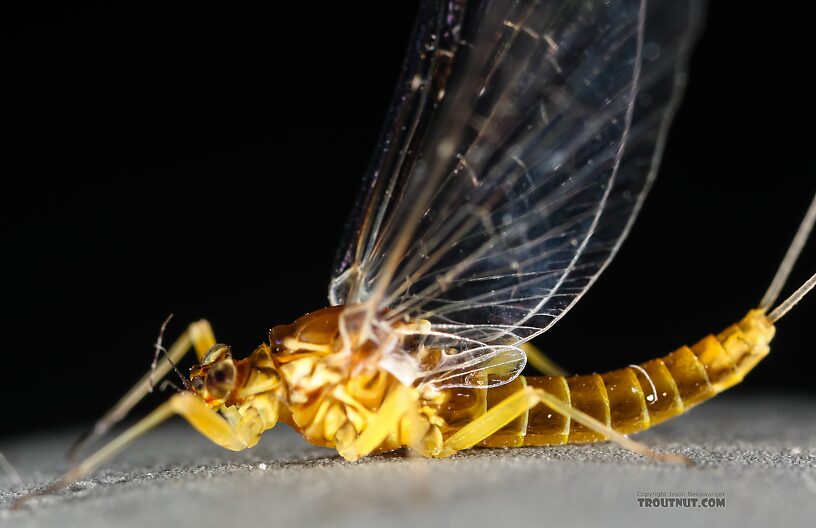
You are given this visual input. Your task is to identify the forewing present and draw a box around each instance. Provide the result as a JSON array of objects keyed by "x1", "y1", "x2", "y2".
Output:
[{"x1": 330, "y1": 0, "x2": 703, "y2": 388}]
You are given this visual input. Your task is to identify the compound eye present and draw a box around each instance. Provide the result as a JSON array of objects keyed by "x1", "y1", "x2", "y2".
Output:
[
  {"x1": 205, "y1": 359, "x2": 236, "y2": 399},
  {"x1": 191, "y1": 375, "x2": 205, "y2": 393},
  {"x1": 202, "y1": 344, "x2": 232, "y2": 366}
]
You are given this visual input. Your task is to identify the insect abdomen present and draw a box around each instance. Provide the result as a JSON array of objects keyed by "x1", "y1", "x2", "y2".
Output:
[{"x1": 471, "y1": 309, "x2": 775, "y2": 447}]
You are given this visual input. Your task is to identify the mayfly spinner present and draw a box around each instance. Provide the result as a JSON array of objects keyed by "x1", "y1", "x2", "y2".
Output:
[{"x1": 13, "y1": 0, "x2": 816, "y2": 506}]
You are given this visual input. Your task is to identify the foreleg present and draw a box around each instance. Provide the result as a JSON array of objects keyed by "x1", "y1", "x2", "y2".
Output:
[{"x1": 68, "y1": 320, "x2": 216, "y2": 458}]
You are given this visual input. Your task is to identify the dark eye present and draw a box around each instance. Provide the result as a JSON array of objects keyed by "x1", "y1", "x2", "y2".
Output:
[
  {"x1": 205, "y1": 360, "x2": 236, "y2": 398},
  {"x1": 191, "y1": 376, "x2": 205, "y2": 392}
]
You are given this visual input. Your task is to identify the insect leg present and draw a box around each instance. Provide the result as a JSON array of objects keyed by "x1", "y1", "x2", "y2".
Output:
[
  {"x1": 336, "y1": 383, "x2": 419, "y2": 461},
  {"x1": 520, "y1": 342, "x2": 568, "y2": 376},
  {"x1": 443, "y1": 387, "x2": 691, "y2": 465},
  {"x1": 68, "y1": 319, "x2": 216, "y2": 459},
  {"x1": 165, "y1": 393, "x2": 252, "y2": 450},
  {"x1": 12, "y1": 391, "x2": 253, "y2": 510}
]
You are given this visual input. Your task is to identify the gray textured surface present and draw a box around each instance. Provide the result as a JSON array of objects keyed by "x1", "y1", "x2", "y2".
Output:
[{"x1": 1, "y1": 394, "x2": 815, "y2": 528}]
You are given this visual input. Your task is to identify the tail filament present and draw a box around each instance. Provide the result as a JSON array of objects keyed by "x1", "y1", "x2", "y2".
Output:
[{"x1": 760, "y1": 191, "x2": 816, "y2": 311}]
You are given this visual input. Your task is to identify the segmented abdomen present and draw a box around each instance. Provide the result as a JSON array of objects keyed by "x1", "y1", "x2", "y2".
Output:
[{"x1": 439, "y1": 309, "x2": 775, "y2": 447}]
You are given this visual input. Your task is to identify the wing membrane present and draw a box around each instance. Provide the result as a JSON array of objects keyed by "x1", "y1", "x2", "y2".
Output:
[{"x1": 330, "y1": 0, "x2": 703, "y2": 388}]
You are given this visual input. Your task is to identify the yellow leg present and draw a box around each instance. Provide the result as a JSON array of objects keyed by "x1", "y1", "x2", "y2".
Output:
[
  {"x1": 443, "y1": 387, "x2": 691, "y2": 465},
  {"x1": 521, "y1": 342, "x2": 568, "y2": 376},
  {"x1": 188, "y1": 319, "x2": 218, "y2": 361},
  {"x1": 168, "y1": 393, "x2": 250, "y2": 450},
  {"x1": 338, "y1": 384, "x2": 419, "y2": 461},
  {"x1": 68, "y1": 320, "x2": 217, "y2": 459},
  {"x1": 14, "y1": 391, "x2": 254, "y2": 509}
]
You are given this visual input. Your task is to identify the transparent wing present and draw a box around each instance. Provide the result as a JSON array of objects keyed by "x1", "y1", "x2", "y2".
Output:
[{"x1": 330, "y1": 0, "x2": 703, "y2": 389}]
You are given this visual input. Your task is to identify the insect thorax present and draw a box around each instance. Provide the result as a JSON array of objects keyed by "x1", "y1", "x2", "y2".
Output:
[{"x1": 265, "y1": 306, "x2": 454, "y2": 455}]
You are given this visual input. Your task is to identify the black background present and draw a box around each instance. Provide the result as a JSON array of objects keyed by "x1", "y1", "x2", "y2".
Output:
[{"x1": 2, "y1": 2, "x2": 815, "y2": 438}]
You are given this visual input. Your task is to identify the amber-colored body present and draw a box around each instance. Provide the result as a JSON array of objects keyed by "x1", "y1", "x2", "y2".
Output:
[
  {"x1": 7, "y1": 303, "x2": 779, "y2": 509},
  {"x1": 221, "y1": 305, "x2": 774, "y2": 459},
  {"x1": 471, "y1": 308, "x2": 774, "y2": 448}
]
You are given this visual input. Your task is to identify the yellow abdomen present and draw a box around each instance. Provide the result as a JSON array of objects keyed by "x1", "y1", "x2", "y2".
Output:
[{"x1": 438, "y1": 309, "x2": 775, "y2": 447}]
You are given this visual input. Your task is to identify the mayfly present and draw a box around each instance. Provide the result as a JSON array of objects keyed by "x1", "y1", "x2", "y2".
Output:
[{"x1": 12, "y1": 0, "x2": 816, "y2": 506}]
